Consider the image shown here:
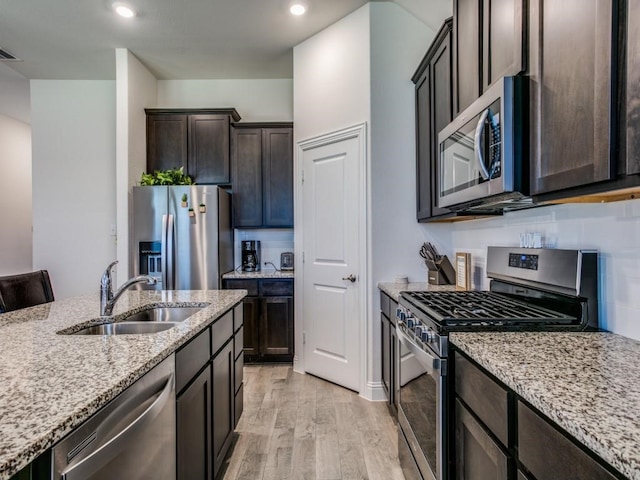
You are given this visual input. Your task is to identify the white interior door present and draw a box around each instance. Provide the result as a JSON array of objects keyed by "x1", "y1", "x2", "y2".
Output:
[{"x1": 300, "y1": 125, "x2": 365, "y2": 392}]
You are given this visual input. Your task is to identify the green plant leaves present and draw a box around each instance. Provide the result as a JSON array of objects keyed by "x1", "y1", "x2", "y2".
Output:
[{"x1": 139, "y1": 167, "x2": 194, "y2": 186}]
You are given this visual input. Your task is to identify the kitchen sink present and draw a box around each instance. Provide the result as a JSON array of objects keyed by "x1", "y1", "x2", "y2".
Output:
[
  {"x1": 73, "y1": 321, "x2": 181, "y2": 335},
  {"x1": 120, "y1": 306, "x2": 204, "y2": 323}
]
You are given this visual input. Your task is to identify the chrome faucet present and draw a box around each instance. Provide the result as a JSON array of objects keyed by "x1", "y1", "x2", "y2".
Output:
[{"x1": 100, "y1": 260, "x2": 157, "y2": 316}]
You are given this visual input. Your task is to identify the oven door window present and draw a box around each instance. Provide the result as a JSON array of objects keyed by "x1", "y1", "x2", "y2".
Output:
[{"x1": 440, "y1": 99, "x2": 502, "y2": 197}]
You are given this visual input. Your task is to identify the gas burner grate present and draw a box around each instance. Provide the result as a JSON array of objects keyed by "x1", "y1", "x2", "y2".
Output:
[{"x1": 403, "y1": 291, "x2": 575, "y2": 325}]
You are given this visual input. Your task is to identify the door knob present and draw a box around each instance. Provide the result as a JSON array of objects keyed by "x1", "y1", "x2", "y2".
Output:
[{"x1": 342, "y1": 274, "x2": 357, "y2": 283}]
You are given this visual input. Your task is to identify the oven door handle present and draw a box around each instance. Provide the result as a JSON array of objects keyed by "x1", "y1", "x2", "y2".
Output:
[{"x1": 398, "y1": 327, "x2": 443, "y2": 378}]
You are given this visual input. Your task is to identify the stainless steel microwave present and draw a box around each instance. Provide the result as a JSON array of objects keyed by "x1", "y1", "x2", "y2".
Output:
[{"x1": 437, "y1": 76, "x2": 528, "y2": 212}]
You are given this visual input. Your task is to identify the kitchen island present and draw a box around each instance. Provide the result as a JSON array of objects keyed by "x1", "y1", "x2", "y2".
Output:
[
  {"x1": 0, "y1": 289, "x2": 246, "y2": 480},
  {"x1": 451, "y1": 331, "x2": 640, "y2": 479}
]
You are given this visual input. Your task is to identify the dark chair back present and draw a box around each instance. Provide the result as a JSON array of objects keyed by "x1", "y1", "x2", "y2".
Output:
[{"x1": 0, "y1": 270, "x2": 55, "y2": 313}]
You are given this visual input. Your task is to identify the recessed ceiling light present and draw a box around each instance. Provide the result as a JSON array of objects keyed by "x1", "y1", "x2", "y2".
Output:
[
  {"x1": 289, "y1": 2, "x2": 307, "y2": 16},
  {"x1": 112, "y1": 2, "x2": 136, "y2": 18}
]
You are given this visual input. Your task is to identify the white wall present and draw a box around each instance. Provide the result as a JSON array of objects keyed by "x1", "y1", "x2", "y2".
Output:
[
  {"x1": 31, "y1": 81, "x2": 116, "y2": 299},
  {"x1": 0, "y1": 63, "x2": 30, "y2": 124},
  {"x1": 0, "y1": 115, "x2": 32, "y2": 275},
  {"x1": 115, "y1": 49, "x2": 158, "y2": 284},
  {"x1": 157, "y1": 79, "x2": 293, "y2": 121},
  {"x1": 293, "y1": 5, "x2": 371, "y2": 143},
  {"x1": 446, "y1": 200, "x2": 640, "y2": 341},
  {"x1": 234, "y1": 229, "x2": 294, "y2": 270}
]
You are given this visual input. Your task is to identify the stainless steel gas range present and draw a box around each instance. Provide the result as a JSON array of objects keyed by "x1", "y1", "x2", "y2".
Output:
[{"x1": 396, "y1": 246, "x2": 599, "y2": 480}]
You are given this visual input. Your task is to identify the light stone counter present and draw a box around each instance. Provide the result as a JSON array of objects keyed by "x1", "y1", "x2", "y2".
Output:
[
  {"x1": 0, "y1": 289, "x2": 246, "y2": 480},
  {"x1": 377, "y1": 281, "x2": 456, "y2": 302},
  {"x1": 450, "y1": 331, "x2": 640, "y2": 479},
  {"x1": 222, "y1": 270, "x2": 294, "y2": 279}
]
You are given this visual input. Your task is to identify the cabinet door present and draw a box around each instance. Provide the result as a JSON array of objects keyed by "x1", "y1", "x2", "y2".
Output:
[
  {"x1": 626, "y1": 0, "x2": 640, "y2": 175},
  {"x1": 453, "y1": 0, "x2": 481, "y2": 115},
  {"x1": 416, "y1": 68, "x2": 434, "y2": 220},
  {"x1": 529, "y1": 0, "x2": 616, "y2": 195},
  {"x1": 518, "y1": 401, "x2": 617, "y2": 480},
  {"x1": 430, "y1": 32, "x2": 453, "y2": 217},
  {"x1": 147, "y1": 114, "x2": 188, "y2": 173},
  {"x1": 454, "y1": 400, "x2": 509, "y2": 480},
  {"x1": 381, "y1": 313, "x2": 390, "y2": 396},
  {"x1": 242, "y1": 297, "x2": 260, "y2": 358},
  {"x1": 263, "y1": 128, "x2": 294, "y2": 227},
  {"x1": 231, "y1": 127, "x2": 263, "y2": 227},
  {"x1": 188, "y1": 114, "x2": 231, "y2": 184},
  {"x1": 261, "y1": 296, "x2": 294, "y2": 357},
  {"x1": 212, "y1": 341, "x2": 234, "y2": 477},
  {"x1": 482, "y1": 0, "x2": 524, "y2": 90},
  {"x1": 176, "y1": 365, "x2": 212, "y2": 480}
]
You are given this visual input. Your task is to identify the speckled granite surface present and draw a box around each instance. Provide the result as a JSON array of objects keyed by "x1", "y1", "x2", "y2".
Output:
[
  {"x1": 377, "y1": 281, "x2": 456, "y2": 301},
  {"x1": 222, "y1": 270, "x2": 294, "y2": 279},
  {"x1": 450, "y1": 331, "x2": 640, "y2": 480},
  {"x1": 0, "y1": 289, "x2": 246, "y2": 480}
]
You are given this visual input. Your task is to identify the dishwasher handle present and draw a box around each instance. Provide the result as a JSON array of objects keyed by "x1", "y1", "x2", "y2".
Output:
[{"x1": 61, "y1": 373, "x2": 175, "y2": 480}]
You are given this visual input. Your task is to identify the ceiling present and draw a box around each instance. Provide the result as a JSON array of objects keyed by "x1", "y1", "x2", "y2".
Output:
[{"x1": 0, "y1": 0, "x2": 451, "y2": 81}]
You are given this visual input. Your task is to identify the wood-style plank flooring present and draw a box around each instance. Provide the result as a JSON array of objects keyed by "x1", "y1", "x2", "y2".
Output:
[{"x1": 219, "y1": 365, "x2": 405, "y2": 480}]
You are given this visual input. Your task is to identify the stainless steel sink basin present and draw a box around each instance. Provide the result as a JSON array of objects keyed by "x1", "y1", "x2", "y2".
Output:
[
  {"x1": 73, "y1": 321, "x2": 181, "y2": 335},
  {"x1": 120, "y1": 306, "x2": 203, "y2": 323}
]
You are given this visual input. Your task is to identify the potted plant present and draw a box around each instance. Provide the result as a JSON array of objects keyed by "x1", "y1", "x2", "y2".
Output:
[
  {"x1": 140, "y1": 167, "x2": 194, "y2": 186},
  {"x1": 198, "y1": 203, "x2": 206, "y2": 213},
  {"x1": 181, "y1": 193, "x2": 188, "y2": 208},
  {"x1": 188, "y1": 208, "x2": 195, "y2": 217}
]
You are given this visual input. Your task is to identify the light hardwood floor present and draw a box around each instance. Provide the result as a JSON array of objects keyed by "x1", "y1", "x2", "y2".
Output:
[{"x1": 219, "y1": 364, "x2": 405, "y2": 480}]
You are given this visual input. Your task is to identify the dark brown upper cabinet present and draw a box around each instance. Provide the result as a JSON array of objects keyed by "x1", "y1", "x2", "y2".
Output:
[
  {"x1": 146, "y1": 108, "x2": 241, "y2": 184},
  {"x1": 626, "y1": 0, "x2": 640, "y2": 176},
  {"x1": 453, "y1": 0, "x2": 525, "y2": 116},
  {"x1": 413, "y1": 18, "x2": 455, "y2": 221},
  {"x1": 528, "y1": 0, "x2": 618, "y2": 196},
  {"x1": 231, "y1": 123, "x2": 293, "y2": 228}
]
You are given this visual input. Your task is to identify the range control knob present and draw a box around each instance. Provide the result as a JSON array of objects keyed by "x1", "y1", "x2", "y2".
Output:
[
  {"x1": 406, "y1": 314, "x2": 415, "y2": 329},
  {"x1": 423, "y1": 329, "x2": 436, "y2": 343}
]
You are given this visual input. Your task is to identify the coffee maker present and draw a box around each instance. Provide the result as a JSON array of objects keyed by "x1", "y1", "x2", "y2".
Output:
[{"x1": 241, "y1": 240, "x2": 261, "y2": 272}]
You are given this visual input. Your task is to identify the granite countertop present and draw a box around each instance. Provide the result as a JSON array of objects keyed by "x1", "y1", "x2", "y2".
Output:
[
  {"x1": 450, "y1": 331, "x2": 640, "y2": 479},
  {"x1": 378, "y1": 281, "x2": 456, "y2": 301},
  {"x1": 223, "y1": 269, "x2": 294, "y2": 279},
  {"x1": 0, "y1": 289, "x2": 246, "y2": 480}
]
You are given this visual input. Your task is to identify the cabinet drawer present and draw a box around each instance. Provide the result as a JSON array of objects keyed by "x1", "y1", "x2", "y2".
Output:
[
  {"x1": 260, "y1": 279, "x2": 293, "y2": 296},
  {"x1": 235, "y1": 326, "x2": 244, "y2": 360},
  {"x1": 235, "y1": 354, "x2": 244, "y2": 394},
  {"x1": 233, "y1": 302, "x2": 243, "y2": 332},
  {"x1": 224, "y1": 279, "x2": 258, "y2": 296},
  {"x1": 175, "y1": 327, "x2": 210, "y2": 393},
  {"x1": 518, "y1": 401, "x2": 618, "y2": 480},
  {"x1": 234, "y1": 383, "x2": 244, "y2": 427},
  {"x1": 455, "y1": 399, "x2": 509, "y2": 479},
  {"x1": 380, "y1": 292, "x2": 390, "y2": 317},
  {"x1": 211, "y1": 310, "x2": 234, "y2": 355},
  {"x1": 455, "y1": 354, "x2": 509, "y2": 447}
]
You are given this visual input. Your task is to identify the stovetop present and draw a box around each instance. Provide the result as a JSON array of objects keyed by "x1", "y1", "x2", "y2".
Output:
[{"x1": 401, "y1": 290, "x2": 576, "y2": 327}]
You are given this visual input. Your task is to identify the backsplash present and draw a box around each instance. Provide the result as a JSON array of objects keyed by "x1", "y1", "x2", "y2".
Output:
[
  {"x1": 445, "y1": 199, "x2": 640, "y2": 341},
  {"x1": 233, "y1": 229, "x2": 294, "y2": 272}
]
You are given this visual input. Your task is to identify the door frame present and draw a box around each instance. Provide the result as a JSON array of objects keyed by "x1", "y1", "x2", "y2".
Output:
[{"x1": 293, "y1": 122, "x2": 370, "y2": 396}]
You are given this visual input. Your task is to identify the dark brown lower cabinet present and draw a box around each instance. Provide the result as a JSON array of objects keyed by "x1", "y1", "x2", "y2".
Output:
[
  {"x1": 212, "y1": 341, "x2": 234, "y2": 476},
  {"x1": 223, "y1": 279, "x2": 294, "y2": 362},
  {"x1": 177, "y1": 366, "x2": 212, "y2": 480},
  {"x1": 454, "y1": 399, "x2": 509, "y2": 480},
  {"x1": 176, "y1": 305, "x2": 243, "y2": 480},
  {"x1": 517, "y1": 401, "x2": 618, "y2": 480},
  {"x1": 452, "y1": 351, "x2": 624, "y2": 480}
]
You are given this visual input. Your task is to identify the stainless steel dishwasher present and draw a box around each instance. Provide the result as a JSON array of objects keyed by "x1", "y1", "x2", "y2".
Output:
[{"x1": 52, "y1": 354, "x2": 176, "y2": 480}]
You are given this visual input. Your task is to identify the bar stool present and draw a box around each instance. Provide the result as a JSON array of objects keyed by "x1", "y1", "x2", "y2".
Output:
[{"x1": 0, "y1": 270, "x2": 55, "y2": 313}]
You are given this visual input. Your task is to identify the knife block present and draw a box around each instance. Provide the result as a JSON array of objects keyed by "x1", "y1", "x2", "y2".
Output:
[{"x1": 427, "y1": 255, "x2": 456, "y2": 285}]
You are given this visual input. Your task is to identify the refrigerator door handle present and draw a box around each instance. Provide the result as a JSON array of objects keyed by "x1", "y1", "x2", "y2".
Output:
[
  {"x1": 161, "y1": 214, "x2": 168, "y2": 289},
  {"x1": 166, "y1": 214, "x2": 175, "y2": 289}
]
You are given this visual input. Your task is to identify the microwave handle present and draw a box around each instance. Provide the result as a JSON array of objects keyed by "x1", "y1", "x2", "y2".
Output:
[{"x1": 474, "y1": 108, "x2": 491, "y2": 180}]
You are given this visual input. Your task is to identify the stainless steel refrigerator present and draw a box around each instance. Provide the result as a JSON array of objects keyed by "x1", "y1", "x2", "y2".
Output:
[{"x1": 130, "y1": 185, "x2": 233, "y2": 290}]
